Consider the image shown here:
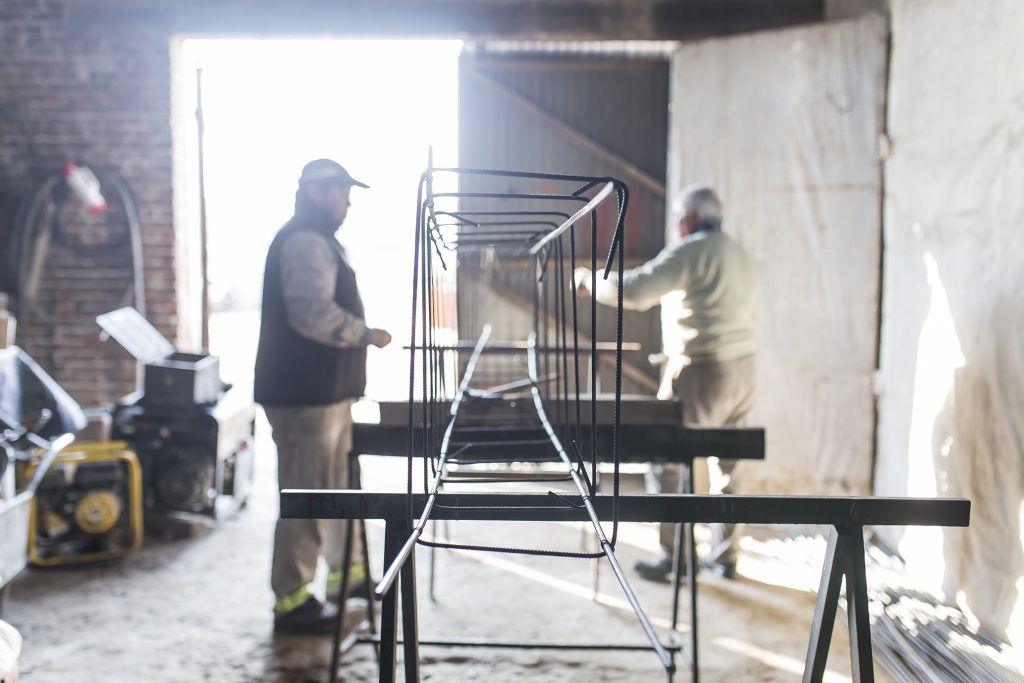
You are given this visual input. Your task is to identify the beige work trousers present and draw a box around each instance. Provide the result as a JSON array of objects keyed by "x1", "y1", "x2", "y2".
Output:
[
  {"x1": 266, "y1": 400, "x2": 361, "y2": 600},
  {"x1": 646, "y1": 354, "x2": 755, "y2": 565}
]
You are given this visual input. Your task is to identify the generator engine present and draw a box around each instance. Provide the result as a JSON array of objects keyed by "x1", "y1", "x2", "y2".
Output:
[
  {"x1": 111, "y1": 386, "x2": 254, "y2": 522},
  {"x1": 154, "y1": 447, "x2": 216, "y2": 512},
  {"x1": 18, "y1": 442, "x2": 143, "y2": 566}
]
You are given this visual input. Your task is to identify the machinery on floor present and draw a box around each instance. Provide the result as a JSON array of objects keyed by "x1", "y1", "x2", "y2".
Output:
[
  {"x1": 110, "y1": 389, "x2": 254, "y2": 522},
  {"x1": 98, "y1": 308, "x2": 254, "y2": 528},
  {"x1": 0, "y1": 303, "x2": 255, "y2": 577},
  {"x1": 17, "y1": 440, "x2": 143, "y2": 566},
  {"x1": 1, "y1": 346, "x2": 145, "y2": 569}
]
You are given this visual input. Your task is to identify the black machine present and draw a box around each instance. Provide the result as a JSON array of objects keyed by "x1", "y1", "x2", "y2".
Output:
[
  {"x1": 111, "y1": 388, "x2": 253, "y2": 519},
  {"x1": 98, "y1": 308, "x2": 254, "y2": 525}
]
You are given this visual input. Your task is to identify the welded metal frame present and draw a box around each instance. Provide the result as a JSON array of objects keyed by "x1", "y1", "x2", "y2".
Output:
[
  {"x1": 298, "y1": 159, "x2": 971, "y2": 682},
  {"x1": 411, "y1": 163, "x2": 634, "y2": 509},
  {"x1": 365, "y1": 159, "x2": 696, "y2": 679}
]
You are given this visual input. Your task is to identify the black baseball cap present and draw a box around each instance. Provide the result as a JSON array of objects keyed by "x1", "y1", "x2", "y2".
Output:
[{"x1": 298, "y1": 159, "x2": 369, "y2": 189}]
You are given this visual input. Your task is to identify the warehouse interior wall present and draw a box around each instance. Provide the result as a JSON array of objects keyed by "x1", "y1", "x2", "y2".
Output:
[
  {"x1": 3, "y1": 0, "x2": 1023, "y2": 652},
  {"x1": 876, "y1": 0, "x2": 1024, "y2": 644},
  {"x1": 668, "y1": 14, "x2": 889, "y2": 496},
  {"x1": 0, "y1": 0, "x2": 835, "y2": 408}
]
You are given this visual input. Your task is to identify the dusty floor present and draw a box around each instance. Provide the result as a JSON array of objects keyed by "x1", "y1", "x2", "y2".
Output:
[{"x1": 3, "y1": 418, "x2": 886, "y2": 682}]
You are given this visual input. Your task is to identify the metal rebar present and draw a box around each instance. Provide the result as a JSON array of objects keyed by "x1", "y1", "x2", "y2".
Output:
[
  {"x1": 529, "y1": 182, "x2": 615, "y2": 255},
  {"x1": 388, "y1": 163, "x2": 668, "y2": 674},
  {"x1": 376, "y1": 325, "x2": 492, "y2": 600},
  {"x1": 358, "y1": 635, "x2": 684, "y2": 652},
  {"x1": 526, "y1": 335, "x2": 674, "y2": 674}
]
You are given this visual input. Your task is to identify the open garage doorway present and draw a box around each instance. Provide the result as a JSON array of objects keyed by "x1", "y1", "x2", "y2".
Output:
[{"x1": 174, "y1": 39, "x2": 461, "y2": 402}]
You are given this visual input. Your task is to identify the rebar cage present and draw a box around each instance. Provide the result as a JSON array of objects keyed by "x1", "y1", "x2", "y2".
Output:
[{"x1": 379, "y1": 152, "x2": 677, "y2": 674}]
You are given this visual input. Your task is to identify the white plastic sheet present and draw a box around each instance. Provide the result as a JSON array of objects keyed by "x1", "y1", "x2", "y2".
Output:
[
  {"x1": 878, "y1": 0, "x2": 1024, "y2": 644},
  {"x1": 668, "y1": 14, "x2": 888, "y2": 495}
]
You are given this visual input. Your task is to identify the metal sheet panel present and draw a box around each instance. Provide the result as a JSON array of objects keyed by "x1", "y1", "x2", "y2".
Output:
[
  {"x1": 456, "y1": 47, "x2": 670, "y2": 392},
  {"x1": 459, "y1": 52, "x2": 668, "y2": 257}
]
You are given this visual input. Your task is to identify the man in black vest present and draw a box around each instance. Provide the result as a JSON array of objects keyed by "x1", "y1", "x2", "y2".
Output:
[{"x1": 255, "y1": 159, "x2": 391, "y2": 634}]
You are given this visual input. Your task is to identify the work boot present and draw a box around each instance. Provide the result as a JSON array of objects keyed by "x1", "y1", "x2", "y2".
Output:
[
  {"x1": 700, "y1": 557, "x2": 738, "y2": 580},
  {"x1": 273, "y1": 596, "x2": 339, "y2": 635},
  {"x1": 633, "y1": 554, "x2": 688, "y2": 583}
]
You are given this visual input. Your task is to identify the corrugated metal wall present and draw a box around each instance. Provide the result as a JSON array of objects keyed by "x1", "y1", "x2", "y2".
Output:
[{"x1": 456, "y1": 44, "x2": 671, "y2": 393}]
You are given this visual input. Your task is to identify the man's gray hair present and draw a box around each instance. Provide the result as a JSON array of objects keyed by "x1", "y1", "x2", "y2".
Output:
[{"x1": 671, "y1": 184, "x2": 722, "y2": 224}]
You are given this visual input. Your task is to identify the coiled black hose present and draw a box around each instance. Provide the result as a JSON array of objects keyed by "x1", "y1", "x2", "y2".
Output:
[{"x1": 7, "y1": 167, "x2": 145, "y2": 324}]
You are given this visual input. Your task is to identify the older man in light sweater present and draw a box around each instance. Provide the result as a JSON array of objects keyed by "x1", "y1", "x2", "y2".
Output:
[{"x1": 576, "y1": 184, "x2": 760, "y2": 582}]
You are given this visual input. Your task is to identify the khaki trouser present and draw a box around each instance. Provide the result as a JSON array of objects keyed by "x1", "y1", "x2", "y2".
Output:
[
  {"x1": 265, "y1": 400, "x2": 361, "y2": 601},
  {"x1": 646, "y1": 354, "x2": 755, "y2": 565}
]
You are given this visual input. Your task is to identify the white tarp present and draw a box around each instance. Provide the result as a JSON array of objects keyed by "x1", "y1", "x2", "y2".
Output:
[
  {"x1": 668, "y1": 14, "x2": 888, "y2": 495},
  {"x1": 878, "y1": 0, "x2": 1024, "y2": 644}
]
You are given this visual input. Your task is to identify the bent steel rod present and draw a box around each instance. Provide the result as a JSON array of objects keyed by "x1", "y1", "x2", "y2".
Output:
[
  {"x1": 375, "y1": 325, "x2": 493, "y2": 600},
  {"x1": 431, "y1": 166, "x2": 617, "y2": 187},
  {"x1": 529, "y1": 182, "x2": 615, "y2": 255},
  {"x1": 525, "y1": 334, "x2": 675, "y2": 675}
]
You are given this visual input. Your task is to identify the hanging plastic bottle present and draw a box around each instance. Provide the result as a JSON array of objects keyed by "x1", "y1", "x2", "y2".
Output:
[{"x1": 62, "y1": 163, "x2": 107, "y2": 214}]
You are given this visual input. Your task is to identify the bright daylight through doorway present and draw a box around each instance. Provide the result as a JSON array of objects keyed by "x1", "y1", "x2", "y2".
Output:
[{"x1": 177, "y1": 39, "x2": 462, "y2": 402}]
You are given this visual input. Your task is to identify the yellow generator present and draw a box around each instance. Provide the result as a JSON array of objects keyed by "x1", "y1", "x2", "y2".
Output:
[{"x1": 17, "y1": 441, "x2": 143, "y2": 566}]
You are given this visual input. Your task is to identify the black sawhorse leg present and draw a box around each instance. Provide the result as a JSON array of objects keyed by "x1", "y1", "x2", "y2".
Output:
[
  {"x1": 377, "y1": 512, "x2": 420, "y2": 682},
  {"x1": 328, "y1": 457, "x2": 378, "y2": 681},
  {"x1": 803, "y1": 526, "x2": 873, "y2": 683},
  {"x1": 670, "y1": 460, "x2": 698, "y2": 682}
]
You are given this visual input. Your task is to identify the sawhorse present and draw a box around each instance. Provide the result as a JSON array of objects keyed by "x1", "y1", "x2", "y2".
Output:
[{"x1": 283, "y1": 490, "x2": 969, "y2": 682}]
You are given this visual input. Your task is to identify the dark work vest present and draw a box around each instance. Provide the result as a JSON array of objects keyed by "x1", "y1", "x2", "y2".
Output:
[{"x1": 254, "y1": 206, "x2": 367, "y2": 407}]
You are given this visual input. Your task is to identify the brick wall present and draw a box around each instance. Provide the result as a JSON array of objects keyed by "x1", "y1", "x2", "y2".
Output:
[{"x1": 0, "y1": 0, "x2": 176, "y2": 407}]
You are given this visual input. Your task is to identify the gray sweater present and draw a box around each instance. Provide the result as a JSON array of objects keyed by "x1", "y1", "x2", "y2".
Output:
[
  {"x1": 277, "y1": 231, "x2": 370, "y2": 349},
  {"x1": 594, "y1": 230, "x2": 760, "y2": 362}
]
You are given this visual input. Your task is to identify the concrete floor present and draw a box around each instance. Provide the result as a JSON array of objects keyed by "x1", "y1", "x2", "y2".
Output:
[{"x1": 3, "y1": 420, "x2": 883, "y2": 682}]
